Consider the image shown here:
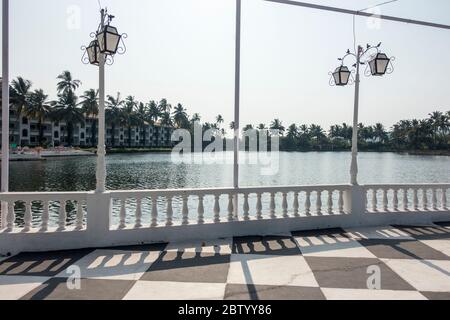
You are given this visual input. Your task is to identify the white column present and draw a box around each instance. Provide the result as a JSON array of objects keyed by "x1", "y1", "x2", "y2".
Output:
[
  {"x1": 1, "y1": 0, "x2": 10, "y2": 229},
  {"x1": 96, "y1": 9, "x2": 106, "y2": 193},
  {"x1": 350, "y1": 46, "x2": 361, "y2": 185},
  {"x1": 233, "y1": 0, "x2": 241, "y2": 217}
]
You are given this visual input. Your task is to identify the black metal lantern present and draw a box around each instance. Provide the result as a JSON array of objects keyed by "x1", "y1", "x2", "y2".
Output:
[
  {"x1": 97, "y1": 25, "x2": 122, "y2": 55},
  {"x1": 333, "y1": 66, "x2": 351, "y2": 86},
  {"x1": 86, "y1": 40, "x2": 100, "y2": 65},
  {"x1": 368, "y1": 53, "x2": 390, "y2": 76}
]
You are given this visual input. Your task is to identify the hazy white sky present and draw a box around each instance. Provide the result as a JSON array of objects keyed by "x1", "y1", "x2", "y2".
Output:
[{"x1": 2, "y1": 0, "x2": 450, "y2": 130}]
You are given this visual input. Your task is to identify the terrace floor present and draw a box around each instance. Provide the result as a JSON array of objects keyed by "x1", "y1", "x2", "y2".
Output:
[{"x1": 0, "y1": 223, "x2": 450, "y2": 300}]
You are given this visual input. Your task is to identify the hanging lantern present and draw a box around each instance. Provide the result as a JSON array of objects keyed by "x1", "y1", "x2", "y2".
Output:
[
  {"x1": 86, "y1": 40, "x2": 100, "y2": 65},
  {"x1": 332, "y1": 65, "x2": 351, "y2": 86},
  {"x1": 368, "y1": 53, "x2": 390, "y2": 76},
  {"x1": 97, "y1": 25, "x2": 122, "y2": 55}
]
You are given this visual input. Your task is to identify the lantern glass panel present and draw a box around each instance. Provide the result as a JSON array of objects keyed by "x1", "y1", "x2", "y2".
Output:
[
  {"x1": 376, "y1": 53, "x2": 389, "y2": 75},
  {"x1": 340, "y1": 69, "x2": 350, "y2": 84}
]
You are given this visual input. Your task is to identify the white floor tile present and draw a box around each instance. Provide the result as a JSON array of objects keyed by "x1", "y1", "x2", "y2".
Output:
[
  {"x1": 0, "y1": 276, "x2": 49, "y2": 300},
  {"x1": 322, "y1": 288, "x2": 427, "y2": 300},
  {"x1": 293, "y1": 234, "x2": 376, "y2": 258},
  {"x1": 419, "y1": 239, "x2": 450, "y2": 257},
  {"x1": 54, "y1": 249, "x2": 161, "y2": 280},
  {"x1": 166, "y1": 238, "x2": 232, "y2": 254},
  {"x1": 382, "y1": 259, "x2": 450, "y2": 292},
  {"x1": 227, "y1": 254, "x2": 318, "y2": 287},
  {"x1": 123, "y1": 281, "x2": 226, "y2": 300},
  {"x1": 344, "y1": 226, "x2": 414, "y2": 240}
]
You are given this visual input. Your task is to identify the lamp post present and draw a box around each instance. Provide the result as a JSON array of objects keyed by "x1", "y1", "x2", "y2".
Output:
[
  {"x1": 330, "y1": 43, "x2": 394, "y2": 185},
  {"x1": 82, "y1": 8, "x2": 126, "y2": 193}
]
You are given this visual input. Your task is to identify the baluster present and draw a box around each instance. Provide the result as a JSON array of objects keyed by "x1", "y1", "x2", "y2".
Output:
[
  {"x1": 293, "y1": 192, "x2": 299, "y2": 217},
  {"x1": 58, "y1": 200, "x2": 67, "y2": 231},
  {"x1": 402, "y1": 189, "x2": 408, "y2": 211},
  {"x1": 282, "y1": 192, "x2": 288, "y2": 218},
  {"x1": 305, "y1": 191, "x2": 311, "y2": 216},
  {"x1": 432, "y1": 189, "x2": 438, "y2": 210},
  {"x1": 151, "y1": 195, "x2": 158, "y2": 227},
  {"x1": 393, "y1": 189, "x2": 399, "y2": 211},
  {"x1": 422, "y1": 189, "x2": 428, "y2": 211},
  {"x1": 365, "y1": 190, "x2": 368, "y2": 212},
  {"x1": 243, "y1": 194, "x2": 250, "y2": 220},
  {"x1": 441, "y1": 188, "x2": 448, "y2": 210},
  {"x1": 316, "y1": 190, "x2": 322, "y2": 215},
  {"x1": 213, "y1": 195, "x2": 220, "y2": 223},
  {"x1": 76, "y1": 200, "x2": 84, "y2": 230},
  {"x1": 338, "y1": 190, "x2": 344, "y2": 213},
  {"x1": 41, "y1": 200, "x2": 49, "y2": 231},
  {"x1": 119, "y1": 198, "x2": 126, "y2": 229},
  {"x1": 182, "y1": 195, "x2": 189, "y2": 225},
  {"x1": 135, "y1": 197, "x2": 143, "y2": 228},
  {"x1": 382, "y1": 189, "x2": 388, "y2": 212},
  {"x1": 7, "y1": 201, "x2": 15, "y2": 231},
  {"x1": 166, "y1": 196, "x2": 173, "y2": 226},
  {"x1": 413, "y1": 189, "x2": 419, "y2": 210},
  {"x1": 327, "y1": 190, "x2": 333, "y2": 215},
  {"x1": 256, "y1": 193, "x2": 263, "y2": 220},
  {"x1": 23, "y1": 201, "x2": 32, "y2": 232},
  {"x1": 372, "y1": 189, "x2": 378, "y2": 212},
  {"x1": 227, "y1": 194, "x2": 234, "y2": 221},
  {"x1": 197, "y1": 195, "x2": 205, "y2": 224},
  {"x1": 269, "y1": 192, "x2": 276, "y2": 219}
]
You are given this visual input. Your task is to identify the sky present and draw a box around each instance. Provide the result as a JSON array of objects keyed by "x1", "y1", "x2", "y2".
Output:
[{"x1": 1, "y1": 0, "x2": 450, "y2": 130}]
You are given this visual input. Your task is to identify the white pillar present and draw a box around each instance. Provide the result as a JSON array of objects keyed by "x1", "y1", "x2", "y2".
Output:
[
  {"x1": 1, "y1": 0, "x2": 10, "y2": 228},
  {"x1": 96, "y1": 9, "x2": 106, "y2": 193},
  {"x1": 350, "y1": 46, "x2": 361, "y2": 186},
  {"x1": 233, "y1": 0, "x2": 241, "y2": 217}
]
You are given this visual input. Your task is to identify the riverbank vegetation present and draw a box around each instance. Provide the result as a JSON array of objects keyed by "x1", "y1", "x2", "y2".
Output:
[{"x1": 2, "y1": 72, "x2": 449, "y2": 153}]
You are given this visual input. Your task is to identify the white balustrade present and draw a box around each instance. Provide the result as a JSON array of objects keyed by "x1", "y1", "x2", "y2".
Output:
[
  {"x1": 364, "y1": 185, "x2": 449, "y2": 213},
  {"x1": 0, "y1": 192, "x2": 87, "y2": 232}
]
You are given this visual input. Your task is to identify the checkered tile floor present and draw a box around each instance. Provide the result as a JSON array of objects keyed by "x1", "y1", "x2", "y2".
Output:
[{"x1": 1, "y1": 223, "x2": 450, "y2": 300}]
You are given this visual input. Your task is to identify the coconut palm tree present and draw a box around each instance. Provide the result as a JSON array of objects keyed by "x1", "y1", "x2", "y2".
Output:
[
  {"x1": 51, "y1": 90, "x2": 84, "y2": 146},
  {"x1": 160, "y1": 111, "x2": 173, "y2": 127},
  {"x1": 10, "y1": 76, "x2": 32, "y2": 120},
  {"x1": 56, "y1": 70, "x2": 81, "y2": 94},
  {"x1": 122, "y1": 96, "x2": 138, "y2": 147},
  {"x1": 136, "y1": 102, "x2": 148, "y2": 146},
  {"x1": 106, "y1": 93, "x2": 124, "y2": 147},
  {"x1": 80, "y1": 89, "x2": 99, "y2": 147},
  {"x1": 27, "y1": 89, "x2": 51, "y2": 146},
  {"x1": 147, "y1": 100, "x2": 160, "y2": 125},
  {"x1": 270, "y1": 119, "x2": 285, "y2": 136},
  {"x1": 158, "y1": 99, "x2": 171, "y2": 114},
  {"x1": 173, "y1": 103, "x2": 189, "y2": 128}
]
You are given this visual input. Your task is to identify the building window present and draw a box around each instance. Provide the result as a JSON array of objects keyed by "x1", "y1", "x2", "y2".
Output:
[
  {"x1": 22, "y1": 129, "x2": 28, "y2": 137},
  {"x1": 22, "y1": 117, "x2": 28, "y2": 125},
  {"x1": 54, "y1": 122, "x2": 59, "y2": 127},
  {"x1": 136, "y1": 136, "x2": 139, "y2": 141},
  {"x1": 81, "y1": 133, "x2": 85, "y2": 139},
  {"x1": 30, "y1": 124, "x2": 37, "y2": 130},
  {"x1": 54, "y1": 131, "x2": 59, "y2": 139},
  {"x1": 9, "y1": 123, "x2": 14, "y2": 129},
  {"x1": 30, "y1": 137, "x2": 36, "y2": 143},
  {"x1": 120, "y1": 135, "x2": 123, "y2": 140},
  {"x1": 81, "y1": 122, "x2": 85, "y2": 129}
]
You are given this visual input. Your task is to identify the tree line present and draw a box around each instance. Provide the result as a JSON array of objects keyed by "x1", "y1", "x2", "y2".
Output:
[{"x1": 2, "y1": 71, "x2": 449, "y2": 152}]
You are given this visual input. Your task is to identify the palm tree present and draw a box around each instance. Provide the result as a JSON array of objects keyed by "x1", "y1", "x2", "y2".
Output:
[
  {"x1": 147, "y1": 100, "x2": 161, "y2": 125},
  {"x1": 173, "y1": 103, "x2": 189, "y2": 128},
  {"x1": 106, "y1": 93, "x2": 124, "y2": 147},
  {"x1": 51, "y1": 90, "x2": 84, "y2": 146},
  {"x1": 309, "y1": 124, "x2": 326, "y2": 148},
  {"x1": 191, "y1": 113, "x2": 201, "y2": 124},
  {"x1": 229, "y1": 121, "x2": 235, "y2": 130},
  {"x1": 80, "y1": 89, "x2": 99, "y2": 147},
  {"x1": 10, "y1": 76, "x2": 32, "y2": 120},
  {"x1": 160, "y1": 111, "x2": 173, "y2": 127},
  {"x1": 270, "y1": 119, "x2": 285, "y2": 136},
  {"x1": 216, "y1": 114, "x2": 224, "y2": 126},
  {"x1": 136, "y1": 102, "x2": 148, "y2": 146},
  {"x1": 158, "y1": 99, "x2": 171, "y2": 114},
  {"x1": 122, "y1": 96, "x2": 138, "y2": 147},
  {"x1": 27, "y1": 89, "x2": 51, "y2": 146},
  {"x1": 373, "y1": 123, "x2": 387, "y2": 144},
  {"x1": 56, "y1": 70, "x2": 81, "y2": 94}
]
